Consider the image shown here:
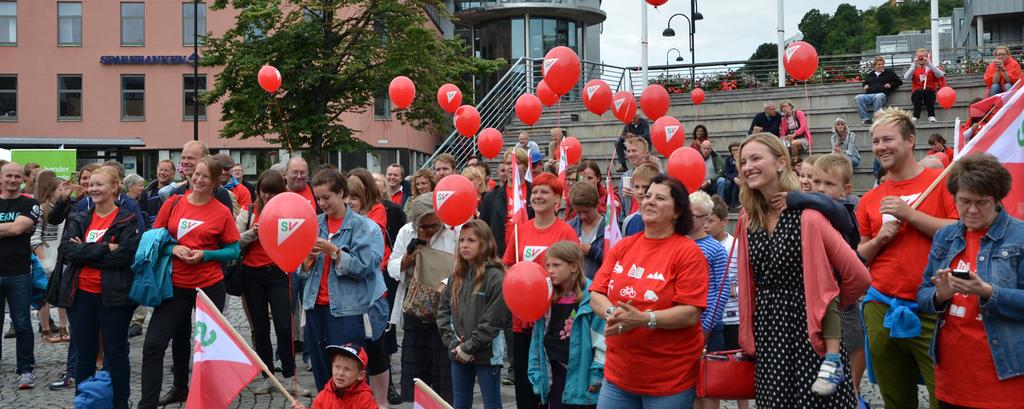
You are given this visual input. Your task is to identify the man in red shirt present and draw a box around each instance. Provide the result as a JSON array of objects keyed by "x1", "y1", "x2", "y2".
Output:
[
  {"x1": 384, "y1": 164, "x2": 408, "y2": 207},
  {"x1": 286, "y1": 157, "x2": 319, "y2": 213},
  {"x1": 856, "y1": 107, "x2": 958, "y2": 409}
]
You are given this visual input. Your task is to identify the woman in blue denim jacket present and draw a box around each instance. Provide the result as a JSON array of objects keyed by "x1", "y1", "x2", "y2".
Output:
[
  {"x1": 916, "y1": 154, "x2": 1024, "y2": 408},
  {"x1": 298, "y1": 168, "x2": 386, "y2": 391}
]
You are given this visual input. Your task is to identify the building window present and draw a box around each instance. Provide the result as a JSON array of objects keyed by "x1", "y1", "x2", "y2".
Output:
[
  {"x1": 0, "y1": 75, "x2": 14, "y2": 121},
  {"x1": 182, "y1": 2, "x2": 206, "y2": 46},
  {"x1": 374, "y1": 94, "x2": 390, "y2": 120},
  {"x1": 0, "y1": 2, "x2": 15, "y2": 46},
  {"x1": 58, "y1": 75, "x2": 82, "y2": 120},
  {"x1": 121, "y1": 75, "x2": 144, "y2": 120},
  {"x1": 121, "y1": 2, "x2": 144, "y2": 46},
  {"x1": 58, "y1": 2, "x2": 82, "y2": 46},
  {"x1": 183, "y1": 74, "x2": 206, "y2": 120}
]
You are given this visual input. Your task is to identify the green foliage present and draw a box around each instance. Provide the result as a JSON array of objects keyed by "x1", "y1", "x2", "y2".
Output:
[{"x1": 201, "y1": 0, "x2": 504, "y2": 167}]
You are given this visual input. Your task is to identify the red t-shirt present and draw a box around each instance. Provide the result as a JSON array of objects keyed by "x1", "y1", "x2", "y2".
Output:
[
  {"x1": 503, "y1": 184, "x2": 529, "y2": 253},
  {"x1": 935, "y1": 228, "x2": 1024, "y2": 408},
  {"x1": 295, "y1": 184, "x2": 317, "y2": 210},
  {"x1": 366, "y1": 203, "x2": 391, "y2": 270},
  {"x1": 241, "y1": 209, "x2": 274, "y2": 268},
  {"x1": 155, "y1": 196, "x2": 241, "y2": 289},
  {"x1": 230, "y1": 184, "x2": 252, "y2": 211},
  {"x1": 389, "y1": 189, "x2": 403, "y2": 205},
  {"x1": 317, "y1": 215, "x2": 345, "y2": 306},
  {"x1": 856, "y1": 167, "x2": 958, "y2": 300},
  {"x1": 502, "y1": 218, "x2": 578, "y2": 331},
  {"x1": 591, "y1": 233, "x2": 709, "y2": 395},
  {"x1": 77, "y1": 209, "x2": 119, "y2": 294}
]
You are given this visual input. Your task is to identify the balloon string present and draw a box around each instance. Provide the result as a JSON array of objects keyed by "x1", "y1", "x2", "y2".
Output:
[
  {"x1": 272, "y1": 96, "x2": 296, "y2": 153},
  {"x1": 803, "y1": 82, "x2": 812, "y2": 152},
  {"x1": 288, "y1": 268, "x2": 299, "y2": 398}
]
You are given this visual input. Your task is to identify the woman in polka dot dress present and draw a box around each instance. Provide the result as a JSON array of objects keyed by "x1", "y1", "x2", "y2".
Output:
[{"x1": 733, "y1": 134, "x2": 870, "y2": 408}]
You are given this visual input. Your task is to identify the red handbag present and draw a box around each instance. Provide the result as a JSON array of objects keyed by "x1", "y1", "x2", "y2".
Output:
[
  {"x1": 696, "y1": 349, "x2": 755, "y2": 399},
  {"x1": 696, "y1": 222, "x2": 756, "y2": 400}
]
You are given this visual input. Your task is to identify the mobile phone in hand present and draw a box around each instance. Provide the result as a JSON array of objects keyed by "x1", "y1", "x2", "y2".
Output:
[{"x1": 952, "y1": 269, "x2": 971, "y2": 280}]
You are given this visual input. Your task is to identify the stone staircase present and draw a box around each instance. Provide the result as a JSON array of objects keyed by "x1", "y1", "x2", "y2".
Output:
[{"x1": 498, "y1": 75, "x2": 989, "y2": 195}]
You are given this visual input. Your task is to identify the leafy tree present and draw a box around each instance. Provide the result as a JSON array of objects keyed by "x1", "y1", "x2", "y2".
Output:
[
  {"x1": 798, "y1": 9, "x2": 830, "y2": 51},
  {"x1": 201, "y1": 0, "x2": 505, "y2": 168}
]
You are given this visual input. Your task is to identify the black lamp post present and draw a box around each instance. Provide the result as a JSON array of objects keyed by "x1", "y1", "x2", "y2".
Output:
[
  {"x1": 663, "y1": 1, "x2": 703, "y2": 85},
  {"x1": 666, "y1": 48, "x2": 684, "y2": 66}
]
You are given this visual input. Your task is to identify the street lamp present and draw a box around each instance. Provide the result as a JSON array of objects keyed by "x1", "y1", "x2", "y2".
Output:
[
  {"x1": 666, "y1": 48, "x2": 684, "y2": 66},
  {"x1": 192, "y1": 0, "x2": 199, "y2": 141},
  {"x1": 663, "y1": 2, "x2": 703, "y2": 85}
]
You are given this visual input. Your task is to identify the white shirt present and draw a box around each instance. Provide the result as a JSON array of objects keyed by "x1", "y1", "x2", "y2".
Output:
[
  {"x1": 388, "y1": 222, "x2": 459, "y2": 325},
  {"x1": 716, "y1": 233, "x2": 740, "y2": 326}
]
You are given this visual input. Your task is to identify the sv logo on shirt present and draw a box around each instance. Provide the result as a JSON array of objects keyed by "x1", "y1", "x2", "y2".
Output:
[
  {"x1": 177, "y1": 219, "x2": 204, "y2": 240},
  {"x1": 523, "y1": 246, "x2": 548, "y2": 262},
  {"x1": 86, "y1": 229, "x2": 108, "y2": 243}
]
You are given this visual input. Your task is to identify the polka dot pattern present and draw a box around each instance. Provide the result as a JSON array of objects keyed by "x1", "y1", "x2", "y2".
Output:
[{"x1": 748, "y1": 209, "x2": 856, "y2": 408}]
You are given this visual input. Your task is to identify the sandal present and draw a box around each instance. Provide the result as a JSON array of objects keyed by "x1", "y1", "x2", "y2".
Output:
[
  {"x1": 59, "y1": 327, "x2": 71, "y2": 343},
  {"x1": 46, "y1": 328, "x2": 64, "y2": 343},
  {"x1": 40, "y1": 327, "x2": 55, "y2": 343}
]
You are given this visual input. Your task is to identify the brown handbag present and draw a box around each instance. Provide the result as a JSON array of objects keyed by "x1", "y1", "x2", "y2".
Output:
[
  {"x1": 696, "y1": 224, "x2": 755, "y2": 399},
  {"x1": 401, "y1": 247, "x2": 454, "y2": 322}
]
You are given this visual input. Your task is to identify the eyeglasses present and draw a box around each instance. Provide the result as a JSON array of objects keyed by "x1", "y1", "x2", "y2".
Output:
[
  {"x1": 955, "y1": 197, "x2": 996, "y2": 211},
  {"x1": 418, "y1": 222, "x2": 442, "y2": 231}
]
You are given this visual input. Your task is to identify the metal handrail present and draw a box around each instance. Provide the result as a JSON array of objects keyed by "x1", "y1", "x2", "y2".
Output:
[{"x1": 419, "y1": 57, "x2": 635, "y2": 170}]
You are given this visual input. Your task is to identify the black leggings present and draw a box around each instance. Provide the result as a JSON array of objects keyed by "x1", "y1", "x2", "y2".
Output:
[
  {"x1": 138, "y1": 282, "x2": 226, "y2": 409},
  {"x1": 911, "y1": 89, "x2": 937, "y2": 118},
  {"x1": 513, "y1": 329, "x2": 541, "y2": 409},
  {"x1": 241, "y1": 264, "x2": 295, "y2": 378}
]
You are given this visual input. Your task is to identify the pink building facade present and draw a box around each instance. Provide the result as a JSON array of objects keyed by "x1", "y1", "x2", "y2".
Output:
[{"x1": 0, "y1": 1, "x2": 439, "y2": 179}]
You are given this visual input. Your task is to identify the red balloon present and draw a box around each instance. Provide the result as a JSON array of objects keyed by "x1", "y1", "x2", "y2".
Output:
[
  {"x1": 477, "y1": 128, "x2": 504, "y2": 159},
  {"x1": 536, "y1": 80, "x2": 560, "y2": 107},
  {"x1": 433, "y1": 175, "x2": 479, "y2": 226},
  {"x1": 783, "y1": 41, "x2": 819, "y2": 82},
  {"x1": 691, "y1": 88, "x2": 705, "y2": 105},
  {"x1": 515, "y1": 94, "x2": 543, "y2": 126},
  {"x1": 257, "y1": 192, "x2": 318, "y2": 272},
  {"x1": 640, "y1": 84, "x2": 670, "y2": 120},
  {"x1": 542, "y1": 46, "x2": 581, "y2": 95},
  {"x1": 561, "y1": 137, "x2": 582, "y2": 165},
  {"x1": 388, "y1": 76, "x2": 415, "y2": 109},
  {"x1": 454, "y1": 105, "x2": 480, "y2": 137},
  {"x1": 502, "y1": 262, "x2": 552, "y2": 322},
  {"x1": 437, "y1": 83, "x2": 462, "y2": 113},
  {"x1": 257, "y1": 65, "x2": 282, "y2": 93},
  {"x1": 667, "y1": 147, "x2": 706, "y2": 193},
  {"x1": 582, "y1": 79, "x2": 612, "y2": 116},
  {"x1": 937, "y1": 86, "x2": 956, "y2": 110},
  {"x1": 611, "y1": 91, "x2": 637, "y2": 124},
  {"x1": 646, "y1": 0, "x2": 668, "y2": 6},
  {"x1": 651, "y1": 116, "x2": 686, "y2": 157}
]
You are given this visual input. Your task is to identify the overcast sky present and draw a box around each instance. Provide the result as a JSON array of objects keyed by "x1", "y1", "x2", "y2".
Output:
[{"x1": 599, "y1": 0, "x2": 886, "y2": 67}]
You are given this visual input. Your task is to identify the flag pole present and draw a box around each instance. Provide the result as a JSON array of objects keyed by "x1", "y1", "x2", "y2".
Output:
[
  {"x1": 413, "y1": 378, "x2": 455, "y2": 409},
  {"x1": 196, "y1": 289, "x2": 299, "y2": 406}
]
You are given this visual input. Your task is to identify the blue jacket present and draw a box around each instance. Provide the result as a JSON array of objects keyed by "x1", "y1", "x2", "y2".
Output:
[
  {"x1": 527, "y1": 281, "x2": 605, "y2": 406},
  {"x1": 129, "y1": 228, "x2": 175, "y2": 307},
  {"x1": 299, "y1": 208, "x2": 385, "y2": 318},
  {"x1": 917, "y1": 208, "x2": 1024, "y2": 380},
  {"x1": 566, "y1": 217, "x2": 605, "y2": 280}
]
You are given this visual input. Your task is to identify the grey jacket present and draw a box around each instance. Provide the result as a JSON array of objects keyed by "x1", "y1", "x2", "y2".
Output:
[{"x1": 436, "y1": 262, "x2": 508, "y2": 366}]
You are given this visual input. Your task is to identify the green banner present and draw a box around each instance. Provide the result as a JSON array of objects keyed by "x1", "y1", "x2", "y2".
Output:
[{"x1": 11, "y1": 149, "x2": 78, "y2": 180}]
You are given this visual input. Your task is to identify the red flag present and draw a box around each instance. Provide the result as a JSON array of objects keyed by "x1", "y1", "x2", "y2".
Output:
[
  {"x1": 413, "y1": 379, "x2": 452, "y2": 409},
  {"x1": 954, "y1": 79, "x2": 1024, "y2": 218},
  {"x1": 185, "y1": 293, "x2": 262, "y2": 409},
  {"x1": 510, "y1": 157, "x2": 529, "y2": 224},
  {"x1": 603, "y1": 166, "x2": 623, "y2": 255}
]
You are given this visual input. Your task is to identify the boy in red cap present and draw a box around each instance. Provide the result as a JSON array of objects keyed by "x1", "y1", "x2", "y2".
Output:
[{"x1": 292, "y1": 344, "x2": 376, "y2": 409}]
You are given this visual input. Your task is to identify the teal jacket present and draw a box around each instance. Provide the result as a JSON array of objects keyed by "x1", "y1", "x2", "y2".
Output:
[
  {"x1": 129, "y1": 228, "x2": 174, "y2": 307},
  {"x1": 527, "y1": 280, "x2": 606, "y2": 406}
]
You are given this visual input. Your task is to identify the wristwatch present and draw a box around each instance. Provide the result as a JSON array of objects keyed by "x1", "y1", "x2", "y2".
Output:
[
  {"x1": 605, "y1": 306, "x2": 619, "y2": 319},
  {"x1": 647, "y1": 311, "x2": 657, "y2": 329}
]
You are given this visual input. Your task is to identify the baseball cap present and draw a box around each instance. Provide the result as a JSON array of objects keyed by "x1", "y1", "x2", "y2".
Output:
[
  {"x1": 530, "y1": 150, "x2": 544, "y2": 164},
  {"x1": 324, "y1": 343, "x2": 368, "y2": 369}
]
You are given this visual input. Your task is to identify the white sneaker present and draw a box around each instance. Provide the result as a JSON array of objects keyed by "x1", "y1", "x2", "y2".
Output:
[
  {"x1": 911, "y1": 116, "x2": 918, "y2": 122},
  {"x1": 249, "y1": 377, "x2": 273, "y2": 395},
  {"x1": 928, "y1": 116, "x2": 937, "y2": 122},
  {"x1": 277, "y1": 375, "x2": 312, "y2": 397},
  {"x1": 17, "y1": 372, "x2": 35, "y2": 390}
]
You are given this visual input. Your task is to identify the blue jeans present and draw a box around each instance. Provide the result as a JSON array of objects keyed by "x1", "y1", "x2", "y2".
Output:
[
  {"x1": 855, "y1": 93, "x2": 886, "y2": 121},
  {"x1": 0, "y1": 273, "x2": 35, "y2": 374},
  {"x1": 715, "y1": 177, "x2": 738, "y2": 206},
  {"x1": 451, "y1": 362, "x2": 502, "y2": 409},
  {"x1": 989, "y1": 83, "x2": 1006, "y2": 97},
  {"x1": 706, "y1": 322, "x2": 726, "y2": 352},
  {"x1": 304, "y1": 306, "x2": 366, "y2": 391},
  {"x1": 68, "y1": 292, "x2": 135, "y2": 409},
  {"x1": 597, "y1": 379, "x2": 695, "y2": 409}
]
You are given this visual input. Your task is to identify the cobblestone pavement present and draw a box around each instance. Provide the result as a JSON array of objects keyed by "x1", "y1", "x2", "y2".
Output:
[{"x1": 0, "y1": 296, "x2": 929, "y2": 408}]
